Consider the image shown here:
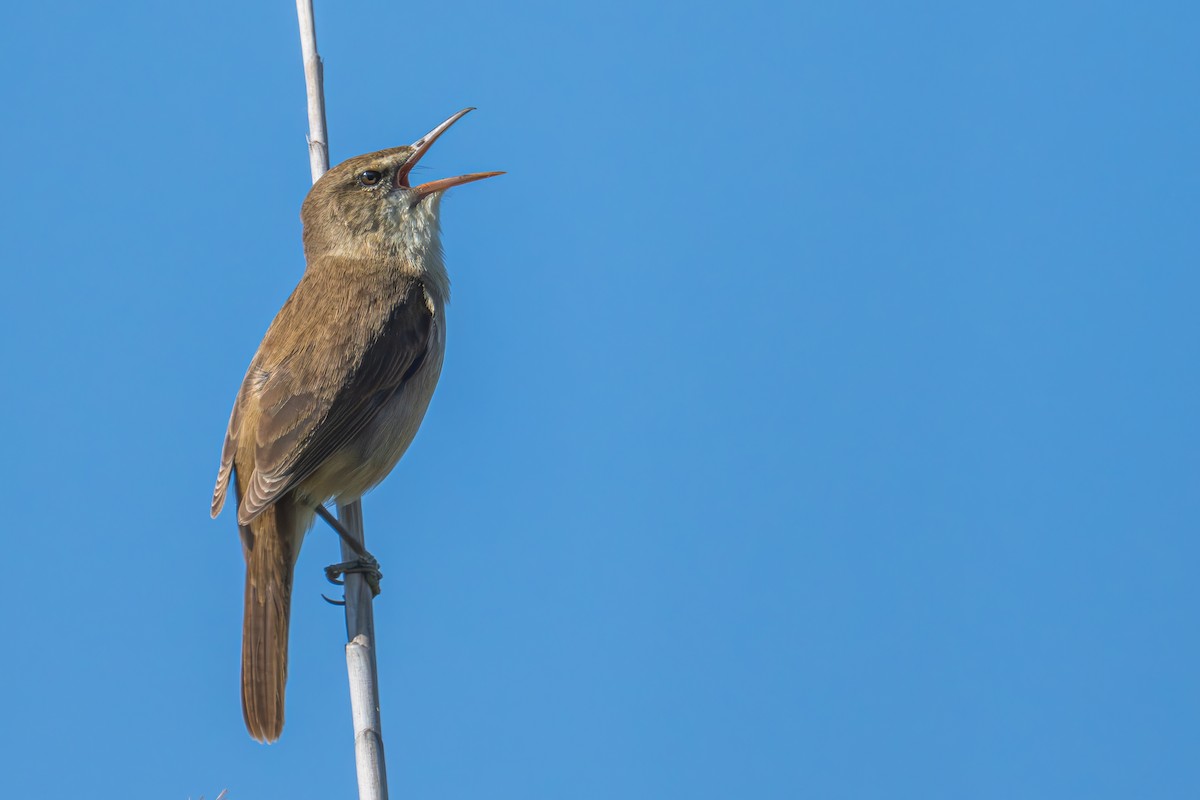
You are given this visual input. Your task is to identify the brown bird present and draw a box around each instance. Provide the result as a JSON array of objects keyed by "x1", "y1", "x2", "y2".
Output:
[{"x1": 210, "y1": 108, "x2": 501, "y2": 743}]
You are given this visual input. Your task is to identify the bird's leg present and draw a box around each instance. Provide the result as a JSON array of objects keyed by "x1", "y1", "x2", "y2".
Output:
[
  {"x1": 313, "y1": 503, "x2": 368, "y2": 556},
  {"x1": 312, "y1": 503, "x2": 383, "y2": 596}
]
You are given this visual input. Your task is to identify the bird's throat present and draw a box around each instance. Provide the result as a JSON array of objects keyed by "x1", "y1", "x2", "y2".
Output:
[{"x1": 386, "y1": 196, "x2": 449, "y2": 301}]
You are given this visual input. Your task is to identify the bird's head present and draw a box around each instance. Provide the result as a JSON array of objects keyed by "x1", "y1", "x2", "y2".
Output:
[{"x1": 300, "y1": 108, "x2": 502, "y2": 263}]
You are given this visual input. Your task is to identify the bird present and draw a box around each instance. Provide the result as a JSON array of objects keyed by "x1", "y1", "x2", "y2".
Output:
[{"x1": 210, "y1": 108, "x2": 501, "y2": 743}]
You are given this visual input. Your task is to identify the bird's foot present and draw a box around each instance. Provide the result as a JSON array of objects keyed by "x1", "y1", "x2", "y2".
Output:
[{"x1": 325, "y1": 553, "x2": 382, "y2": 597}]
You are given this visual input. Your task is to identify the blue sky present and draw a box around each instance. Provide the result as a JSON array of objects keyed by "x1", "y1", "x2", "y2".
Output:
[{"x1": 1, "y1": 1, "x2": 1197, "y2": 797}]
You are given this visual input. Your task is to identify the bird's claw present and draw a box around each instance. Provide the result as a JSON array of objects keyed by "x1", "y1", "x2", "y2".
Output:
[{"x1": 324, "y1": 554, "x2": 382, "y2": 597}]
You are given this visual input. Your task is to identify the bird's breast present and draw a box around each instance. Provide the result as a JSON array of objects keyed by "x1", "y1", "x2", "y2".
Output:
[
  {"x1": 358, "y1": 318, "x2": 447, "y2": 472},
  {"x1": 297, "y1": 313, "x2": 447, "y2": 505}
]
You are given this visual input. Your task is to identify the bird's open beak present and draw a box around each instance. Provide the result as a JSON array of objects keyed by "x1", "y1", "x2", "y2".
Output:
[{"x1": 396, "y1": 108, "x2": 504, "y2": 197}]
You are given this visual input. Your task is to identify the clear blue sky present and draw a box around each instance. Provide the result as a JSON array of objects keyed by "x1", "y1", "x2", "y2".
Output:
[{"x1": 1, "y1": 1, "x2": 1196, "y2": 797}]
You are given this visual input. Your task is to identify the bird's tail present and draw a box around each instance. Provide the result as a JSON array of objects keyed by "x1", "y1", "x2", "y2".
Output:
[{"x1": 239, "y1": 498, "x2": 306, "y2": 743}]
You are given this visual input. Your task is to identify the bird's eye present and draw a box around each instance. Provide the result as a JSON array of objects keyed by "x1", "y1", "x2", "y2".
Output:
[{"x1": 358, "y1": 170, "x2": 382, "y2": 186}]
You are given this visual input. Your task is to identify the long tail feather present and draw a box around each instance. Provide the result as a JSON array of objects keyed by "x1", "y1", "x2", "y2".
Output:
[{"x1": 239, "y1": 499, "x2": 304, "y2": 743}]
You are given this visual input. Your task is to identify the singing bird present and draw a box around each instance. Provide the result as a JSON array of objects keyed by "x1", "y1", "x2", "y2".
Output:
[{"x1": 210, "y1": 108, "x2": 501, "y2": 743}]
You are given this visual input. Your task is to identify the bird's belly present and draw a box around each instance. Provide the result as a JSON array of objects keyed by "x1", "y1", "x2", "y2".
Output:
[{"x1": 298, "y1": 331, "x2": 445, "y2": 505}]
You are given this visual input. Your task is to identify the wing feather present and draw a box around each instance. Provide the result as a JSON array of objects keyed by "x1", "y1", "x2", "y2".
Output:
[
  {"x1": 234, "y1": 280, "x2": 433, "y2": 524},
  {"x1": 212, "y1": 369, "x2": 257, "y2": 517}
]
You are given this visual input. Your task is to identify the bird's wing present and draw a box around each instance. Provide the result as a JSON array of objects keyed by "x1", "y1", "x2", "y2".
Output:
[
  {"x1": 211, "y1": 368, "x2": 253, "y2": 518},
  {"x1": 225, "y1": 280, "x2": 434, "y2": 525}
]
